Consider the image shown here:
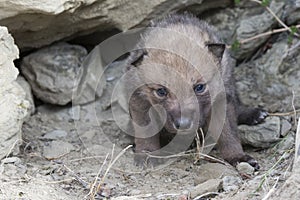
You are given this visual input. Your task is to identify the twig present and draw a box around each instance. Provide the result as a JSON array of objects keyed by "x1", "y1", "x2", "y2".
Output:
[
  {"x1": 88, "y1": 153, "x2": 109, "y2": 199},
  {"x1": 255, "y1": 150, "x2": 290, "y2": 192},
  {"x1": 112, "y1": 194, "x2": 152, "y2": 199},
  {"x1": 62, "y1": 163, "x2": 89, "y2": 188},
  {"x1": 294, "y1": 117, "x2": 300, "y2": 169},
  {"x1": 69, "y1": 155, "x2": 107, "y2": 162},
  {"x1": 228, "y1": 0, "x2": 300, "y2": 48},
  {"x1": 227, "y1": 25, "x2": 300, "y2": 49},
  {"x1": 243, "y1": 25, "x2": 299, "y2": 44},
  {"x1": 199, "y1": 128, "x2": 205, "y2": 155},
  {"x1": 268, "y1": 109, "x2": 300, "y2": 117},
  {"x1": 262, "y1": 177, "x2": 279, "y2": 200},
  {"x1": 250, "y1": 0, "x2": 299, "y2": 37},
  {"x1": 44, "y1": 178, "x2": 75, "y2": 184},
  {"x1": 5, "y1": 139, "x2": 21, "y2": 159},
  {"x1": 156, "y1": 193, "x2": 181, "y2": 199},
  {"x1": 96, "y1": 145, "x2": 133, "y2": 194},
  {"x1": 292, "y1": 91, "x2": 297, "y2": 125},
  {"x1": 194, "y1": 129, "x2": 203, "y2": 163},
  {"x1": 193, "y1": 192, "x2": 219, "y2": 200},
  {"x1": 147, "y1": 149, "x2": 227, "y2": 165}
]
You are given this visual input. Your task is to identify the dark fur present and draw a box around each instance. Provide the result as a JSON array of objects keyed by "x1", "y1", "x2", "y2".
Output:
[{"x1": 125, "y1": 14, "x2": 267, "y2": 169}]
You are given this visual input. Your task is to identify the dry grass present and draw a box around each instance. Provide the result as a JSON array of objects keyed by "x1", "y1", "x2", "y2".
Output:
[{"x1": 87, "y1": 144, "x2": 133, "y2": 200}]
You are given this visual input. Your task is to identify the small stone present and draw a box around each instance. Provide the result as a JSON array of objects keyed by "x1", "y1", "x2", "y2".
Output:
[
  {"x1": 239, "y1": 116, "x2": 281, "y2": 148},
  {"x1": 130, "y1": 189, "x2": 141, "y2": 195},
  {"x1": 190, "y1": 179, "x2": 222, "y2": 198},
  {"x1": 69, "y1": 105, "x2": 80, "y2": 121},
  {"x1": 1, "y1": 157, "x2": 22, "y2": 164},
  {"x1": 194, "y1": 163, "x2": 238, "y2": 185},
  {"x1": 21, "y1": 42, "x2": 88, "y2": 105},
  {"x1": 236, "y1": 162, "x2": 255, "y2": 175},
  {"x1": 281, "y1": 119, "x2": 292, "y2": 137},
  {"x1": 249, "y1": 93, "x2": 258, "y2": 99},
  {"x1": 43, "y1": 141, "x2": 75, "y2": 159},
  {"x1": 222, "y1": 176, "x2": 242, "y2": 192},
  {"x1": 276, "y1": 133, "x2": 295, "y2": 153},
  {"x1": 41, "y1": 129, "x2": 68, "y2": 140}
]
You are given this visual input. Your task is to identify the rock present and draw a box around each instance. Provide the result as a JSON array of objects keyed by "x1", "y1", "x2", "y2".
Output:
[
  {"x1": 193, "y1": 163, "x2": 239, "y2": 185},
  {"x1": 0, "y1": 0, "x2": 232, "y2": 50},
  {"x1": 190, "y1": 179, "x2": 222, "y2": 198},
  {"x1": 21, "y1": 43, "x2": 87, "y2": 105},
  {"x1": 43, "y1": 141, "x2": 75, "y2": 159},
  {"x1": 222, "y1": 175, "x2": 242, "y2": 192},
  {"x1": 236, "y1": 162, "x2": 255, "y2": 175},
  {"x1": 281, "y1": 119, "x2": 292, "y2": 137},
  {"x1": 0, "y1": 26, "x2": 29, "y2": 159},
  {"x1": 235, "y1": 37, "x2": 300, "y2": 112},
  {"x1": 202, "y1": 2, "x2": 252, "y2": 44},
  {"x1": 239, "y1": 116, "x2": 281, "y2": 148},
  {"x1": 40, "y1": 130, "x2": 68, "y2": 140},
  {"x1": 1, "y1": 157, "x2": 22, "y2": 164},
  {"x1": 69, "y1": 105, "x2": 81, "y2": 121},
  {"x1": 16, "y1": 75, "x2": 35, "y2": 115},
  {"x1": 286, "y1": 0, "x2": 300, "y2": 25},
  {"x1": 276, "y1": 133, "x2": 295, "y2": 154},
  {"x1": 234, "y1": 0, "x2": 285, "y2": 59}
]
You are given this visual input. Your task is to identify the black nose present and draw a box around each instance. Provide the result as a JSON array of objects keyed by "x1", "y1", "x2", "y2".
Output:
[{"x1": 173, "y1": 117, "x2": 192, "y2": 130}]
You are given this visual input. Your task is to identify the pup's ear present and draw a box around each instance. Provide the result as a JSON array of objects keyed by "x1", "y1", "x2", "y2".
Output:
[
  {"x1": 206, "y1": 43, "x2": 226, "y2": 62},
  {"x1": 126, "y1": 49, "x2": 147, "y2": 69}
]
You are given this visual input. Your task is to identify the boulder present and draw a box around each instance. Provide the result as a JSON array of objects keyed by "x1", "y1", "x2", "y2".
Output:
[
  {"x1": 235, "y1": 37, "x2": 300, "y2": 112},
  {"x1": 233, "y1": 0, "x2": 285, "y2": 59},
  {"x1": 21, "y1": 42, "x2": 89, "y2": 105},
  {"x1": 239, "y1": 117, "x2": 281, "y2": 148},
  {"x1": 0, "y1": 0, "x2": 232, "y2": 50},
  {"x1": 0, "y1": 26, "x2": 29, "y2": 159}
]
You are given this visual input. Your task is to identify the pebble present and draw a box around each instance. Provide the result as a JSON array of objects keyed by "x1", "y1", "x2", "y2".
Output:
[
  {"x1": 1, "y1": 157, "x2": 22, "y2": 164},
  {"x1": 222, "y1": 176, "x2": 242, "y2": 192},
  {"x1": 69, "y1": 105, "x2": 80, "y2": 121},
  {"x1": 43, "y1": 141, "x2": 75, "y2": 159},
  {"x1": 190, "y1": 179, "x2": 222, "y2": 198},
  {"x1": 236, "y1": 162, "x2": 255, "y2": 175},
  {"x1": 41, "y1": 129, "x2": 68, "y2": 140},
  {"x1": 281, "y1": 119, "x2": 292, "y2": 137},
  {"x1": 239, "y1": 116, "x2": 281, "y2": 148}
]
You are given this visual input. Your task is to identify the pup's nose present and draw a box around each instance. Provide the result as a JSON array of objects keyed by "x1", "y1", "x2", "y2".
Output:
[{"x1": 173, "y1": 117, "x2": 192, "y2": 130}]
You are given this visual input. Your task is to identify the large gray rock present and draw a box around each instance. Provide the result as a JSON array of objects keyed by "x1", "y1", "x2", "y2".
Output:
[
  {"x1": 0, "y1": 0, "x2": 232, "y2": 50},
  {"x1": 285, "y1": 0, "x2": 300, "y2": 25},
  {"x1": 239, "y1": 117, "x2": 281, "y2": 148},
  {"x1": 234, "y1": 0, "x2": 285, "y2": 59},
  {"x1": 0, "y1": 26, "x2": 29, "y2": 159},
  {"x1": 21, "y1": 43, "x2": 89, "y2": 105},
  {"x1": 235, "y1": 37, "x2": 300, "y2": 112}
]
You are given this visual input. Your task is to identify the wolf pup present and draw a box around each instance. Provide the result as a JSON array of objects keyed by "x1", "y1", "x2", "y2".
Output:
[{"x1": 125, "y1": 14, "x2": 267, "y2": 169}]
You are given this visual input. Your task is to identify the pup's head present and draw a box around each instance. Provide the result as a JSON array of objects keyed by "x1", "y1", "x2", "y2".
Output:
[
  {"x1": 127, "y1": 43, "x2": 225, "y2": 134},
  {"x1": 127, "y1": 17, "x2": 226, "y2": 134}
]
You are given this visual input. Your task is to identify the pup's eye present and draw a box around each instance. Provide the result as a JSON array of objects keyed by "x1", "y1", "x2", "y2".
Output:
[
  {"x1": 155, "y1": 87, "x2": 168, "y2": 97},
  {"x1": 194, "y1": 84, "x2": 206, "y2": 94}
]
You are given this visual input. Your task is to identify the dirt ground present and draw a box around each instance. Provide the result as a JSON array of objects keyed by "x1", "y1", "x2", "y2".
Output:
[{"x1": 0, "y1": 61, "x2": 297, "y2": 200}]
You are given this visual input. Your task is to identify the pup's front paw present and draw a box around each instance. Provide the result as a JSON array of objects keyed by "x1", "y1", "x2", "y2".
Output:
[{"x1": 239, "y1": 108, "x2": 268, "y2": 125}]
